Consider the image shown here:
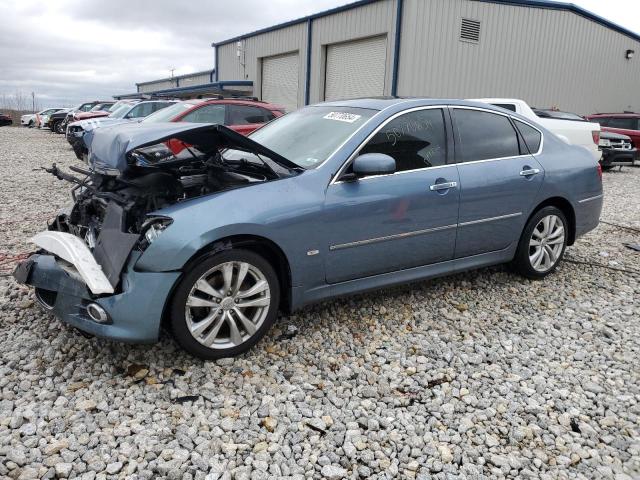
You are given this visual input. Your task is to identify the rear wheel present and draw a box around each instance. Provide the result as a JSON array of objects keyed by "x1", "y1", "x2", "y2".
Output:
[
  {"x1": 513, "y1": 206, "x2": 568, "y2": 279},
  {"x1": 170, "y1": 249, "x2": 279, "y2": 359}
]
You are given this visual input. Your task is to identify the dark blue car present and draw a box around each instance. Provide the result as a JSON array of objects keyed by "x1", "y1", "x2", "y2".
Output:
[{"x1": 16, "y1": 98, "x2": 603, "y2": 359}]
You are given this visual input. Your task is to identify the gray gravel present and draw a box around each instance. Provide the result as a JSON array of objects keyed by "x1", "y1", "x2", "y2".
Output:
[{"x1": 1, "y1": 127, "x2": 639, "y2": 479}]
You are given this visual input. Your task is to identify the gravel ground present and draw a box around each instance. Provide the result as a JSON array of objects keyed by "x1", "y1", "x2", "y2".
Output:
[{"x1": 0, "y1": 127, "x2": 638, "y2": 480}]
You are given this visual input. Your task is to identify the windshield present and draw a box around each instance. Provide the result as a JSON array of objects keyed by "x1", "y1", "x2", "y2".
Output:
[
  {"x1": 109, "y1": 104, "x2": 132, "y2": 119},
  {"x1": 142, "y1": 102, "x2": 194, "y2": 123},
  {"x1": 237, "y1": 106, "x2": 376, "y2": 169}
]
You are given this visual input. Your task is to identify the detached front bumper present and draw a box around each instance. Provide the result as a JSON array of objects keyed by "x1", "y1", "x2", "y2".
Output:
[{"x1": 14, "y1": 253, "x2": 180, "y2": 343}]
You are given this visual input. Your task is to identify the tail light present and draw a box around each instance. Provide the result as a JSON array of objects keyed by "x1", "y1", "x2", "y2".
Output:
[
  {"x1": 592, "y1": 130, "x2": 600, "y2": 144},
  {"x1": 597, "y1": 163, "x2": 602, "y2": 180}
]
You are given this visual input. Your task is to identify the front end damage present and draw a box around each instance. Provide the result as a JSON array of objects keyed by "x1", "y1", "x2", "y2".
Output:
[{"x1": 14, "y1": 123, "x2": 298, "y2": 342}]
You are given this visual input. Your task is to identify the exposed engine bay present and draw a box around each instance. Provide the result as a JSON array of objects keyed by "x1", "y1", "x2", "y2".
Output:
[{"x1": 38, "y1": 124, "x2": 299, "y2": 292}]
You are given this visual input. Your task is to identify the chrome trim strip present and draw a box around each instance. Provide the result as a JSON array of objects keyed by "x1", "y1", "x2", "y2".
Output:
[
  {"x1": 578, "y1": 194, "x2": 603, "y2": 204},
  {"x1": 329, "y1": 223, "x2": 457, "y2": 251},
  {"x1": 458, "y1": 212, "x2": 522, "y2": 227}
]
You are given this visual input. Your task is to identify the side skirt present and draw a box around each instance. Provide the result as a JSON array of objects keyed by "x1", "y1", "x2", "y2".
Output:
[{"x1": 292, "y1": 243, "x2": 517, "y2": 310}]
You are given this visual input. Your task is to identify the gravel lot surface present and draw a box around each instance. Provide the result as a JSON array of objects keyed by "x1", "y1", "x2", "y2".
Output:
[{"x1": 0, "y1": 127, "x2": 638, "y2": 480}]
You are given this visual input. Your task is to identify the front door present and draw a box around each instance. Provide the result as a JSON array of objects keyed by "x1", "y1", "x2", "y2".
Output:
[
  {"x1": 324, "y1": 108, "x2": 460, "y2": 284},
  {"x1": 451, "y1": 108, "x2": 545, "y2": 258}
]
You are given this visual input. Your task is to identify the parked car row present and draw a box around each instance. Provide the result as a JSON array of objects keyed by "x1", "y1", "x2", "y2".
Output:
[{"x1": 0, "y1": 112, "x2": 12, "y2": 126}]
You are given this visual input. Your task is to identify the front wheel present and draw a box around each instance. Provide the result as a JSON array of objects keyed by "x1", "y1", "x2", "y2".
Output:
[
  {"x1": 513, "y1": 206, "x2": 568, "y2": 279},
  {"x1": 170, "y1": 249, "x2": 280, "y2": 359}
]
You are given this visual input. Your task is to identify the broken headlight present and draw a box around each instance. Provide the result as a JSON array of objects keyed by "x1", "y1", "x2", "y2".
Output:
[
  {"x1": 129, "y1": 143, "x2": 176, "y2": 167},
  {"x1": 140, "y1": 217, "x2": 173, "y2": 249}
]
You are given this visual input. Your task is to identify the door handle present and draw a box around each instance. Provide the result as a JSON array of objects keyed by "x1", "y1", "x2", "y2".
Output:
[
  {"x1": 519, "y1": 168, "x2": 540, "y2": 176},
  {"x1": 429, "y1": 181, "x2": 458, "y2": 191}
]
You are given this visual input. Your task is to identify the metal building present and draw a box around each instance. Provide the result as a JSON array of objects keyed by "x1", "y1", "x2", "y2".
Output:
[
  {"x1": 212, "y1": 0, "x2": 640, "y2": 114},
  {"x1": 114, "y1": 69, "x2": 253, "y2": 99}
]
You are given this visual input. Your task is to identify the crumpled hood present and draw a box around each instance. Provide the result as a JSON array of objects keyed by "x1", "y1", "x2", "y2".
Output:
[
  {"x1": 81, "y1": 119, "x2": 136, "y2": 152},
  {"x1": 88, "y1": 122, "x2": 299, "y2": 174}
]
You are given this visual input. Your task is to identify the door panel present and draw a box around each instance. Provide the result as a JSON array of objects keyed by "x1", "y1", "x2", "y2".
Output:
[
  {"x1": 455, "y1": 157, "x2": 543, "y2": 258},
  {"x1": 325, "y1": 167, "x2": 459, "y2": 284},
  {"x1": 452, "y1": 107, "x2": 544, "y2": 258}
]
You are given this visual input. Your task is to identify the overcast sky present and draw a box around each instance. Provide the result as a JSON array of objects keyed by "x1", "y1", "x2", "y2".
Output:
[{"x1": 1, "y1": 0, "x2": 639, "y2": 109}]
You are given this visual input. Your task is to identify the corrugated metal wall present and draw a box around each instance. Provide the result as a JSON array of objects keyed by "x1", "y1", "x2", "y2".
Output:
[
  {"x1": 179, "y1": 72, "x2": 212, "y2": 86},
  {"x1": 398, "y1": 0, "x2": 640, "y2": 114},
  {"x1": 217, "y1": 23, "x2": 307, "y2": 107},
  {"x1": 138, "y1": 79, "x2": 176, "y2": 93},
  {"x1": 308, "y1": 0, "x2": 397, "y2": 103},
  {"x1": 214, "y1": 0, "x2": 640, "y2": 114}
]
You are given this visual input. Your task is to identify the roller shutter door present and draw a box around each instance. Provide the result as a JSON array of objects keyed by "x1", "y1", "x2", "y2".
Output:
[
  {"x1": 325, "y1": 36, "x2": 387, "y2": 101},
  {"x1": 261, "y1": 52, "x2": 299, "y2": 112}
]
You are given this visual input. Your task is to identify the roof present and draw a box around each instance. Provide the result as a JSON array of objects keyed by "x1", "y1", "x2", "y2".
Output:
[
  {"x1": 588, "y1": 112, "x2": 640, "y2": 117},
  {"x1": 114, "y1": 81, "x2": 253, "y2": 100},
  {"x1": 212, "y1": 0, "x2": 640, "y2": 46},
  {"x1": 136, "y1": 69, "x2": 215, "y2": 87}
]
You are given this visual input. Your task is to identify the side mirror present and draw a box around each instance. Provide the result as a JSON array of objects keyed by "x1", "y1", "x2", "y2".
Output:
[{"x1": 351, "y1": 153, "x2": 396, "y2": 178}]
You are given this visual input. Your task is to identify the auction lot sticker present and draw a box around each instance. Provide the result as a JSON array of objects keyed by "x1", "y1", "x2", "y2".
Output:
[{"x1": 323, "y1": 112, "x2": 362, "y2": 123}]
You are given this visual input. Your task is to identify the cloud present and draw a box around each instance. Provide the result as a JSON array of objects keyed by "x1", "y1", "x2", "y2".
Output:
[
  {"x1": 0, "y1": 0, "x2": 349, "y2": 108},
  {"x1": 1, "y1": 0, "x2": 639, "y2": 109}
]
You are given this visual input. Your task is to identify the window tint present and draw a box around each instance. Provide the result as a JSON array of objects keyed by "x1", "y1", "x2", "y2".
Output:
[
  {"x1": 181, "y1": 104, "x2": 226, "y2": 124},
  {"x1": 228, "y1": 105, "x2": 271, "y2": 125},
  {"x1": 605, "y1": 117, "x2": 638, "y2": 130},
  {"x1": 359, "y1": 108, "x2": 447, "y2": 172},
  {"x1": 454, "y1": 109, "x2": 520, "y2": 162},
  {"x1": 491, "y1": 103, "x2": 517, "y2": 112},
  {"x1": 514, "y1": 120, "x2": 542, "y2": 153}
]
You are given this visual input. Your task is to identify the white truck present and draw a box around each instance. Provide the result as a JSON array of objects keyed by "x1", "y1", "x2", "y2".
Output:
[{"x1": 471, "y1": 98, "x2": 601, "y2": 161}]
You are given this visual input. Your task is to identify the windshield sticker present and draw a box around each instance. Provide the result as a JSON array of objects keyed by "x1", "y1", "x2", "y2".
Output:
[{"x1": 323, "y1": 112, "x2": 362, "y2": 123}]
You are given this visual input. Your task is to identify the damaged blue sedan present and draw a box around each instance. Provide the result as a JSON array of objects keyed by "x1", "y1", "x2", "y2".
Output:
[{"x1": 15, "y1": 98, "x2": 603, "y2": 359}]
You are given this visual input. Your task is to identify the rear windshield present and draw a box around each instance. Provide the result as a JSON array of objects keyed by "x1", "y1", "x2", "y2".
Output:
[{"x1": 142, "y1": 102, "x2": 194, "y2": 123}]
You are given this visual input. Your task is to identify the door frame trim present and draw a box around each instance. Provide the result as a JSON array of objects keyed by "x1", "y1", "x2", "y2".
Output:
[{"x1": 458, "y1": 212, "x2": 522, "y2": 227}]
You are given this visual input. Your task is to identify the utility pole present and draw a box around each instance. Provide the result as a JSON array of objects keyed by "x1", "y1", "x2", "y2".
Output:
[
  {"x1": 168, "y1": 67, "x2": 176, "y2": 78},
  {"x1": 31, "y1": 92, "x2": 35, "y2": 112}
]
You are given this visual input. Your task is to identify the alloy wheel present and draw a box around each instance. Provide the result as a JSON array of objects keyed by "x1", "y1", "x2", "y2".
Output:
[
  {"x1": 528, "y1": 214, "x2": 565, "y2": 272},
  {"x1": 185, "y1": 261, "x2": 271, "y2": 349}
]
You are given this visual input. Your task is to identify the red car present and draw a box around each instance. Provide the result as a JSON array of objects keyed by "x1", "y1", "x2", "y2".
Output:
[
  {"x1": 586, "y1": 113, "x2": 640, "y2": 158},
  {"x1": 72, "y1": 101, "x2": 117, "y2": 122},
  {"x1": 141, "y1": 98, "x2": 285, "y2": 136}
]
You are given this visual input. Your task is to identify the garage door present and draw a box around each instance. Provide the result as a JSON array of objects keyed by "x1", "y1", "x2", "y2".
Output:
[
  {"x1": 325, "y1": 36, "x2": 387, "y2": 101},
  {"x1": 261, "y1": 52, "x2": 299, "y2": 112}
]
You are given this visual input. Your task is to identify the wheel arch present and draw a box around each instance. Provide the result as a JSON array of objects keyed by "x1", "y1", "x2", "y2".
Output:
[
  {"x1": 528, "y1": 196, "x2": 576, "y2": 245},
  {"x1": 161, "y1": 234, "x2": 293, "y2": 330}
]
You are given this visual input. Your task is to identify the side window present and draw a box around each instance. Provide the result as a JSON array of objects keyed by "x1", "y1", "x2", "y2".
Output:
[
  {"x1": 454, "y1": 109, "x2": 521, "y2": 162},
  {"x1": 228, "y1": 105, "x2": 270, "y2": 125},
  {"x1": 514, "y1": 120, "x2": 542, "y2": 154},
  {"x1": 181, "y1": 104, "x2": 226, "y2": 124},
  {"x1": 359, "y1": 108, "x2": 448, "y2": 172},
  {"x1": 126, "y1": 104, "x2": 148, "y2": 118},
  {"x1": 606, "y1": 117, "x2": 637, "y2": 130}
]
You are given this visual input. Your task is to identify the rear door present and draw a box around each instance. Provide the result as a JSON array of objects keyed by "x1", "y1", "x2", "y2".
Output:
[{"x1": 452, "y1": 107, "x2": 544, "y2": 258}]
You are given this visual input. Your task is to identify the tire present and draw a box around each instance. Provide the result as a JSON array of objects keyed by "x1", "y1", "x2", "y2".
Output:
[
  {"x1": 170, "y1": 249, "x2": 280, "y2": 359},
  {"x1": 28, "y1": 120, "x2": 34, "y2": 128},
  {"x1": 601, "y1": 165, "x2": 614, "y2": 171},
  {"x1": 513, "y1": 206, "x2": 568, "y2": 279}
]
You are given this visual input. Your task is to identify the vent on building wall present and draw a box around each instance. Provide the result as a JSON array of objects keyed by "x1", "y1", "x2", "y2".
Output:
[{"x1": 460, "y1": 18, "x2": 481, "y2": 43}]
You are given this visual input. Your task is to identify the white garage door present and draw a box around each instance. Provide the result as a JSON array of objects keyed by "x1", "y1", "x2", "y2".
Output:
[
  {"x1": 325, "y1": 36, "x2": 387, "y2": 101},
  {"x1": 261, "y1": 52, "x2": 299, "y2": 112}
]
